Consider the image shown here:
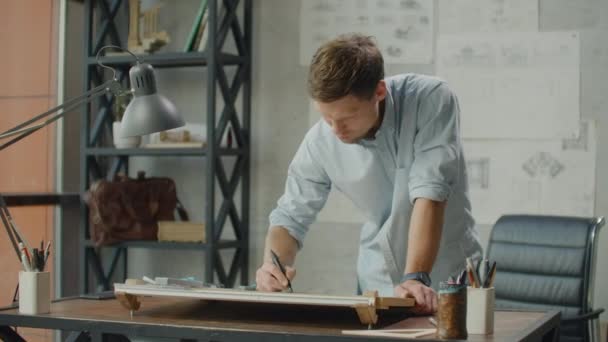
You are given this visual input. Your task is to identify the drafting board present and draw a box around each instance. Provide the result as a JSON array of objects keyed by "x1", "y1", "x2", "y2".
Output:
[{"x1": 114, "y1": 282, "x2": 414, "y2": 325}]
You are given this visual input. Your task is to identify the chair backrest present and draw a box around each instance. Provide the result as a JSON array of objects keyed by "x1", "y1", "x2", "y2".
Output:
[{"x1": 486, "y1": 215, "x2": 604, "y2": 341}]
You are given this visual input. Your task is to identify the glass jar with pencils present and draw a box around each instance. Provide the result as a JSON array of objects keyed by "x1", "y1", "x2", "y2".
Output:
[{"x1": 436, "y1": 281, "x2": 468, "y2": 339}]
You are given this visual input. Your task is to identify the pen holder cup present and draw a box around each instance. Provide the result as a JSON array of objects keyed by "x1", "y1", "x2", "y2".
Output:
[
  {"x1": 466, "y1": 286, "x2": 494, "y2": 335},
  {"x1": 436, "y1": 282, "x2": 467, "y2": 339},
  {"x1": 19, "y1": 271, "x2": 50, "y2": 314}
]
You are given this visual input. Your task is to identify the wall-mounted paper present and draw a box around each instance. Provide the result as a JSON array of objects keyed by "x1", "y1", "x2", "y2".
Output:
[
  {"x1": 300, "y1": 0, "x2": 434, "y2": 66},
  {"x1": 464, "y1": 121, "x2": 596, "y2": 225},
  {"x1": 439, "y1": 0, "x2": 538, "y2": 33},
  {"x1": 580, "y1": 30, "x2": 608, "y2": 120},
  {"x1": 540, "y1": 0, "x2": 603, "y2": 30},
  {"x1": 437, "y1": 31, "x2": 580, "y2": 139}
]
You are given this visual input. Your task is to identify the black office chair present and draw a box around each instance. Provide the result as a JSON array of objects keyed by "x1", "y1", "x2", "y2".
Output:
[{"x1": 486, "y1": 215, "x2": 605, "y2": 342}]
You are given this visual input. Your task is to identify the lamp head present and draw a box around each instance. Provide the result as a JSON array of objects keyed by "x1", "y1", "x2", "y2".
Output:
[{"x1": 119, "y1": 62, "x2": 185, "y2": 137}]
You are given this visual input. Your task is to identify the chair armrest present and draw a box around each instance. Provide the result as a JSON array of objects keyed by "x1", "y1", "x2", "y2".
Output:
[{"x1": 561, "y1": 308, "x2": 605, "y2": 323}]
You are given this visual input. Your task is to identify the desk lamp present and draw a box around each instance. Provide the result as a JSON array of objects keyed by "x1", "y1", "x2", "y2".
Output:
[{"x1": 0, "y1": 45, "x2": 185, "y2": 265}]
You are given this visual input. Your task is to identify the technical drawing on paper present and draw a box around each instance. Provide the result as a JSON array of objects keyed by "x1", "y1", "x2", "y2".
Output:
[
  {"x1": 300, "y1": 0, "x2": 434, "y2": 65},
  {"x1": 581, "y1": 31, "x2": 608, "y2": 119},
  {"x1": 522, "y1": 152, "x2": 564, "y2": 179},
  {"x1": 437, "y1": 32, "x2": 580, "y2": 139},
  {"x1": 467, "y1": 158, "x2": 490, "y2": 189},
  {"x1": 562, "y1": 121, "x2": 589, "y2": 151},
  {"x1": 438, "y1": 0, "x2": 538, "y2": 33},
  {"x1": 463, "y1": 121, "x2": 597, "y2": 225}
]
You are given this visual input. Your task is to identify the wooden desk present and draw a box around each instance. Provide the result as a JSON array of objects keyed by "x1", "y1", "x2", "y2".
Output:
[{"x1": 0, "y1": 297, "x2": 560, "y2": 341}]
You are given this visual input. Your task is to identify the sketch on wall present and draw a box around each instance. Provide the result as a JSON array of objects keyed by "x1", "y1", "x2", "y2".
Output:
[
  {"x1": 580, "y1": 31, "x2": 608, "y2": 120},
  {"x1": 562, "y1": 121, "x2": 590, "y2": 151},
  {"x1": 467, "y1": 158, "x2": 490, "y2": 189},
  {"x1": 299, "y1": 0, "x2": 434, "y2": 65},
  {"x1": 439, "y1": 0, "x2": 538, "y2": 33},
  {"x1": 541, "y1": 0, "x2": 605, "y2": 30},
  {"x1": 464, "y1": 121, "x2": 597, "y2": 225},
  {"x1": 437, "y1": 31, "x2": 580, "y2": 139}
]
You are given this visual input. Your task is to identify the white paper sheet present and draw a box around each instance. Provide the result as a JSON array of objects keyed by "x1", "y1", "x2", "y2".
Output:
[
  {"x1": 437, "y1": 31, "x2": 580, "y2": 139},
  {"x1": 540, "y1": 0, "x2": 603, "y2": 30},
  {"x1": 299, "y1": 0, "x2": 434, "y2": 66},
  {"x1": 580, "y1": 31, "x2": 608, "y2": 120},
  {"x1": 438, "y1": 0, "x2": 538, "y2": 33},
  {"x1": 464, "y1": 121, "x2": 596, "y2": 225}
]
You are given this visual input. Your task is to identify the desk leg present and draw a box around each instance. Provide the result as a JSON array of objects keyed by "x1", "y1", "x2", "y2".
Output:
[
  {"x1": 0, "y1": 326, "x2": 26, "y2": 342},
  {"x1": 65, "y1": 331, "x2": 131, "y2": 342},
  {"x1": 542, "y1": 324, "x2": 560, "y2": 342},
  {"x1": 65, "y1": 331, "x2": 90, "y2": 342},
  {"x1": 89, "y1": 332, "x2": 132, "y2": 342}
]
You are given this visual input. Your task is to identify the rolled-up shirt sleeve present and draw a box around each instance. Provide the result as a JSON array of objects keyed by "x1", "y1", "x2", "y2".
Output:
[
  {"x1": 269, "y1": 136, "x2": 330, "y2": 248},
  {"x1": 408, "y1": 82, "x2": 462, "y2": 204}
]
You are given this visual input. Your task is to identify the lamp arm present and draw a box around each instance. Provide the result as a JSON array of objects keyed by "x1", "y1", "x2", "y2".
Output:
[{"x1": 0, "y1": 79, "x2": 122, "y2": 151}]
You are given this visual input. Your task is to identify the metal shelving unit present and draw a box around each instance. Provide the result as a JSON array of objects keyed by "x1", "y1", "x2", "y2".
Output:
[{"x1": 80, "y1": 0, "x2": 251, "y2": 294}]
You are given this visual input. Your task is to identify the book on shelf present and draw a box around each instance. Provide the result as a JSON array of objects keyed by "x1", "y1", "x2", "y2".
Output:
[
  {"x1": 197, "y1": 3, "x2": 225, "y2": 52},
  {"x1": 193, "y1": 8, "x2": 209, "y2": 51},
  {"x1": 158, "y1": 221, "x2": 206, "y2": 243},
  {"x1": 184, "y1": 0, "x2": 207, "y2": 52}
]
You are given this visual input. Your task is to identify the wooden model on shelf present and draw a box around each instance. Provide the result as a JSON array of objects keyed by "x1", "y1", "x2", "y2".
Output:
[{"x1": 127, "y1": 0, "x2": 170, "y2": 54}]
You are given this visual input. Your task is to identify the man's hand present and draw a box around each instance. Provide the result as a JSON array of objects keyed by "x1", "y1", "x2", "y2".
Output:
[
  {"x1": 255, "y1": 261, "x2": 296, "y2": 292},
  {"x1": 394, "y1": 280, "x2": 437, "y2": 314}
]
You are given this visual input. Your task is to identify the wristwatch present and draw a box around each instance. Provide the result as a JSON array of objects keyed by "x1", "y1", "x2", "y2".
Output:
[{"x1": 400, "y1": 272, "x2": 432, "y2": 287}]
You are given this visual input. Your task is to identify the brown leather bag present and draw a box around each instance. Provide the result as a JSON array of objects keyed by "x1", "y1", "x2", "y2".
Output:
[{"x1": 85, "y1": 171, "x2": 188, "y2": 247}]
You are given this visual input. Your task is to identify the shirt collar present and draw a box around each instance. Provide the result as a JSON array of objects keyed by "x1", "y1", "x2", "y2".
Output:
[{"x1": 358, "y1": 86, "x2": 396, "y2": 146}]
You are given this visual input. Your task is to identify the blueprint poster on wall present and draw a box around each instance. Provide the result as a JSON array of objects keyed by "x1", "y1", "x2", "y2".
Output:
[
  {"x1": 438, "y1": 0, "x2": 538, "y2": 33},
  {"x1": 436, "y1": 31, "x2": 580, "y2": 139},
  {"x1": 464, "y1": 121, "x2": 597, "y2": 225},
  {"x1": 300, "y1": 0, "x2": 434, "y2": 65}
]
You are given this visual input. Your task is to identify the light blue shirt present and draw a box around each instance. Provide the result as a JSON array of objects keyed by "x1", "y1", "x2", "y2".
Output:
[{"x1": 269, "y1": 74, "x2": 483, "y2": 295}]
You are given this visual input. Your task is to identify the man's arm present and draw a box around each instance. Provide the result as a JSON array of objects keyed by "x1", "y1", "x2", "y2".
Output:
[
  {"x1": 264, "y1": 226, "x2": 299, "y2": 266},
  {"x1": 404, "y1": 198, "x2": 445, "y2": 275},
  {"x1": 395, "y1": 82, "x2": 462, "y2": 313},
  {"x1": 256, "y1": 226, "x2": 300, "y2": 292},
  {"x1": 257, "y1": 133, "x2": 331, "y2": 292},
  {"x1": 394, "y1": 198, "x2": 445, "y2": 313}
]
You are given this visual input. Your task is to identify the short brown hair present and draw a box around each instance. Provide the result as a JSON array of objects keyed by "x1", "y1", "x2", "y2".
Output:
[{"x1": 308, "y1": 33, "x2": 384, "y2": 102}]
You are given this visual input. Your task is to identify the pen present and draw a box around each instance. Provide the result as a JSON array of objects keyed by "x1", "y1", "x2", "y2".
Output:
[
  {"x1": 19, "y1": 243, "x2": 31, "y2": 271},
  {"x1": 32, "y1": 248, "x2": 39, "y2": 271},
  {"x1": 466, "y1": 257, "x2": 480, "y2": 288},
  {"x1": 456, "y1": 268, "x2": 467, "y2": 285},
  {"x1": 43, "y1": 241, "x2": 51, "y2": 264},
  {"x1": 270, "y1": 250, "x2": 293, "y2": 293},
  {"x1": 484, "y1": 262, "x2": 497, "y2": 288}
]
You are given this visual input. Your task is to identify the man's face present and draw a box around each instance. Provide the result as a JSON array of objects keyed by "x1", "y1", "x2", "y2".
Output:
[{"x1": 315, "y1": 81, "x2": 387, "y2": 144}]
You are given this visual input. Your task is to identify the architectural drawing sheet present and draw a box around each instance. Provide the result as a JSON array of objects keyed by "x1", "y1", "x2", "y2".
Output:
[
  {"x1": 464, "y1": 121, "x2": 597, "y2": 225},
  {"x1": 540, "y1": 0, "x2": 604, "y2": 30},
  {"x1": 437, "y1": 31, "x2": 580, "y2": 139},
  {"x1": 438, "y1": 0, "x2": 538, "y2": 33},
  {"x1": 580, "y1": 30, "x2": 608, "y2": 120},
  {"x1": 300, "y1": 0, "x2": 434, "y2": 65}
]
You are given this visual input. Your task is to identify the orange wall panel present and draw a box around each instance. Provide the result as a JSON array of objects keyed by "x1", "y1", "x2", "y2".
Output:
[
  {"x1": 0, "y1": 2, "x2": 57, "y2": 342},
  {"x1": 0, "y1": 1, "x2": 53, "y2": 97},
  {"x1": 0, "y1": 98, "x2": 54, "y2": 192}
]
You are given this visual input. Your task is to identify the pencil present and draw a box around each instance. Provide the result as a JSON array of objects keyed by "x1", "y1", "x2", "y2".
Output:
[{"x1": 270, "y1": 250, "x2": 293, "y2": 293}]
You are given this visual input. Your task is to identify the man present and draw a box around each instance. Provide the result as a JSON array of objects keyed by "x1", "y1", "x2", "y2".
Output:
[{"x1": 256, "y1": 33, "x2": 482, "y2": 314}]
